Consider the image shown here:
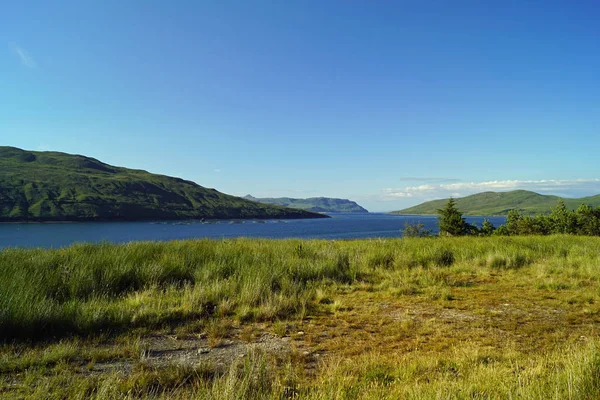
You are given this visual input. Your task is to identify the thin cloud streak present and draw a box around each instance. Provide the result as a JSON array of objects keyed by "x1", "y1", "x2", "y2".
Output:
[
  {"x1": 12, "y1": 44, "x2": 37, "y2": 68},
  {"x1": 382, "y1": 179, "x2": 600, "y2": 201}
]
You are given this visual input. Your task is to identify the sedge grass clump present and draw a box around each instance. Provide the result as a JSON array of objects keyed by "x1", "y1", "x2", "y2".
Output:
[
  {"x1": 487, "y1": 252, "x2": 531, "y2": 270},
  {"x1": 121, "y1": 362, "x2": 215, "y2": 397},
  {"x1": 206, "y1": 319, "x2": 230, "y2": 348},
  {"x1": 432, "y1": 249, "x2": 455, "y2": 267},
  {"x1": 488, "y1": 255, "x2": 508, "y2": 269},
  {"x1": 210, "y1": 350, "x2": 278, "y2": 400},
  {"x1": 368, "y1": 250, "x2": 395, "y2": 269},
  {"x1": 426, "y1": 286, "x2": 455, "y2": 301},
  {"x1": 407, "y1": 246, "x2": 455, "y2": 268},
  {"x1": 272, "y1": 320, "x2": 288, "y2": 338},
  {"x1": 395, "y1": 282, "x2": 421, "y2": 296}
]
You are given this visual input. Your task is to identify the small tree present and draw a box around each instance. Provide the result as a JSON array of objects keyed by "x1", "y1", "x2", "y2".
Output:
[
  {"x1": 517, "y1": 215, "x2": 537, "y2": 235},
  {"x1": 437, "y1": 198, "x2": 468, "y2": 236},
  {"x1": 575, "y1": 204, "x2": 600, "y2": 236},
  {"x1": 480, "y1": 218, "x2": 496, "y2": 236},
  {"x1": 493, "y1": 225, "x2": 510, "y2": 236},
  {"x1": 550, "y1": 199, "x2": 576, "y2": 234},
  {"x1": 465, "y1": 222, "x2": 480, "y2": 236},
  {"x1": 505, "y1": 209, "x2": 522, "y2": 235},
  {"x1": 402, "y1": 221, "x2": 432, "y2": 238},
  {"x1": 532, "y1": 214, "x2": 552, "y2": 235}
]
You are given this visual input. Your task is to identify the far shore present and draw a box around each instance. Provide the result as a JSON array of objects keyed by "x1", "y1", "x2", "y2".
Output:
[{"x1": 0, "y1": 215, "x2": 330, "y2": 224}]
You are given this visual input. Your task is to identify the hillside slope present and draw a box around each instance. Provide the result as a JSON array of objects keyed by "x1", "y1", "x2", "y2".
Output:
[
  {"x1": 390, "y1": 190, "x2": 600, "y2": 216},
  {"x1": 244, "y1": 195, "x2": 368, "y2": 213},
  {"x1": 0, "y1": 147, "x2": 327, "y2": 221}
]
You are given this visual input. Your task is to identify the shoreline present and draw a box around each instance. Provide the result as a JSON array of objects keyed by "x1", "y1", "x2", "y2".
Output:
[
  {"x1": 388, "y1": 213, "x2": 507, "y2": 217},
  {"x1": 0, "y1": 214, "x2": 330, "y2": 224}
]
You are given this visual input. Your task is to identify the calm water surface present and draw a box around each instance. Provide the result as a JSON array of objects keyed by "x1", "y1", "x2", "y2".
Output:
[{"x1": 0, "y1": 214, "x2": 506, "y2": 249}]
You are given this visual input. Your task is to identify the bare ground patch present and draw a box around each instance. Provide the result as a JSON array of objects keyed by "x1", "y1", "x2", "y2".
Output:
[{"x1": 89, "y1": 333, "x2": 292, "y2": 375}]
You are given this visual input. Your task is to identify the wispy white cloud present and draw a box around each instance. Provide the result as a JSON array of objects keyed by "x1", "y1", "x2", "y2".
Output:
[
  {"x1": 12, "y1": 44, "x2": 37, "y2": 68},
  {"x1": 214, "y1": 169, "x2": 221, "y2": 173},
  {"x1": 382, "y1": 179, "x2": 600, "y2": 200}
]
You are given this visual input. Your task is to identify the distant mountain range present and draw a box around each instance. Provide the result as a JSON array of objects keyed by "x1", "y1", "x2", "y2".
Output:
[
  {"x1": 390, "y1": 190, "x2": 600, "y2": 216},
  {"x1": 244, "y1": 195, "x2": 368, "y2": 213},
  {"x1": 0, "y1": 146, "x2": 327, "y2": 222}
]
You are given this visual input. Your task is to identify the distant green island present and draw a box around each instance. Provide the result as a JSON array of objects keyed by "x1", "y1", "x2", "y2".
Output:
[
  {"x1": 244, "y1": 195, "x2": 368, "y2": 213},
  {"x1": 390, "y1": 190, "x2": 600, "y2": 216},
  {"x1": 0, "y1": 147, "x2": 327, "y2": 222}
]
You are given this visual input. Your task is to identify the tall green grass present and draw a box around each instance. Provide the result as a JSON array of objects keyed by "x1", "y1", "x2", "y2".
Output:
[
  {"x1": 3, "y1": 236, "x2": 600, "y2": 398},
  {"x1": 0, "y1": 239, "x2": 358, "y2": 340},
  {"x1": 1, "y1": 236, "x2": 599, "y2": 341}
]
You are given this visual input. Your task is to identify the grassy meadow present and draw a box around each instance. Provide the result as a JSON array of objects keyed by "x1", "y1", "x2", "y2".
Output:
[{"x1": 1, "y1": 236, "x2": 600, "y2": 398}]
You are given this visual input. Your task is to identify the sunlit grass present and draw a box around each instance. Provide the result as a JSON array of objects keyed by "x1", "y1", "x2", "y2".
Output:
[{"x1": 1, "y1": 236, "x2": 600, "y2": 398}]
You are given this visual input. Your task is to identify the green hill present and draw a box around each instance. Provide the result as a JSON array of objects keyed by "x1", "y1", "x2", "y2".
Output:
[
  {"x1": 390, "y1": 190, "x2": 600, "y2": 216},
  {"x1": 244, "y1": 195, "x2": 368, "y2": 213},
  {"x1": 0, "y1": 147, "x2": 327, "y2": 222}
]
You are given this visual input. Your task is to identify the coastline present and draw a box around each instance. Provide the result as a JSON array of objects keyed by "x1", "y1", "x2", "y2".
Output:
[{"x1": 0, "y1": 213, "x2": 330, "y2": 224}]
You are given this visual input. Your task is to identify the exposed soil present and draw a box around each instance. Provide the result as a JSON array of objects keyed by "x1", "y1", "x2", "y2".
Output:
[{"x1": 90, "y1": 333, "x2": 293, "y2": 375}]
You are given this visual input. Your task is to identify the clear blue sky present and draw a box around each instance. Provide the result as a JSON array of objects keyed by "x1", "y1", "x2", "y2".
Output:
[{"x1": 2, "y1": 1, "x2": 599, "y2": 211}]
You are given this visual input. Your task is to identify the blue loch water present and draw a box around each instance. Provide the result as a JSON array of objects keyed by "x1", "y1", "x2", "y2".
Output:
[{"x1": 0, "y1": 213, "x2": 506, "y2": 249}]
